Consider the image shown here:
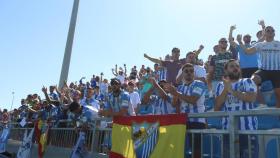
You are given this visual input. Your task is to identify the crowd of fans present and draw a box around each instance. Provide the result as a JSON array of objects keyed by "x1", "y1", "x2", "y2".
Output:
[{"x1": 1, "y1": 20, "x2": 280, "y2": 158}]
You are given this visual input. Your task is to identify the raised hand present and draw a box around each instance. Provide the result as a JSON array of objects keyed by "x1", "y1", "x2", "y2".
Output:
[
  {"x1": 258, "y1": 20, "x2": 265, "y2": 27},
  {"x1": 230, "y1": 25, "x2": 236, "y2": 31},
  {"x1": 144, "y1": 53, "x2": 149, "y2": 58},
  {"x1": 42, "y1": 86, "x2": 48, "y2": 93},
  {"x1": 199, "y1": 45, "x2": 204, "y2": 50}
]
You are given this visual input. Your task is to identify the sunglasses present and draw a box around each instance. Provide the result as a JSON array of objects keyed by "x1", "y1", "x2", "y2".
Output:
[
  {"x1": 183, "y1": 69, "x2": 194, "y2": 73},
  {"x1": 219, "y1": 41, "x2": 228, "y2": 43},
  {"x1": 265, "y1": 29, "x2": 275, "y2": 33},
  {"x1": 229, "y1": 64, "x2": 240, "y2": 69}
]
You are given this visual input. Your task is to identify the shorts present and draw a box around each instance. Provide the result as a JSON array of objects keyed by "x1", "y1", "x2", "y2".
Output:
[
  {"x1": 241, "y1": 68, "x2": 258, "y2": 78},
  {"x1": 254, "y1": 70, "x2": 280, "y2": 88}
]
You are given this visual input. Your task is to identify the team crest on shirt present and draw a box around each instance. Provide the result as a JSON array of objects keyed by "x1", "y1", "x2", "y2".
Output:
[
  {"x1": 132, "y1": 122, "x2": 159, "y2": 158},
  {"x1": 193, "y1": 87, "x2": 203, "y2": 94}
]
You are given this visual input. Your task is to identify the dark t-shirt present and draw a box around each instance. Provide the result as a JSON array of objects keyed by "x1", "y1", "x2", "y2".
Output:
[
  {"x1": 210, "y1": 52, "x2": 233, "y2": 81},
  {"x1": 162, "y1": 59, "x2": 186, "y2": 85}
]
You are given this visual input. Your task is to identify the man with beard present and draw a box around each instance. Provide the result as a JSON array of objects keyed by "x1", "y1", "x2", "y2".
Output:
[
  {"x1": 98, "y1": 78, "x2": 130, "y2": 117},
  {"x1": 167, "y1": 63, "x2": 206, "y2": 158},
  {"x1": 214, "y1": 59, "x2": 258, "y2": 158},
  {"x1": 238, "y1": 26, "x2": 280, "y2": 108}
]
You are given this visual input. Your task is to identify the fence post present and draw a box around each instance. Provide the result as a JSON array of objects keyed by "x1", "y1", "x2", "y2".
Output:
[
  {"x1": 90, "y1": 120, "x2": 97, "y2": 154},
  {"x1": 229, "y1": 113, "x2": 239, "y2": 158}
]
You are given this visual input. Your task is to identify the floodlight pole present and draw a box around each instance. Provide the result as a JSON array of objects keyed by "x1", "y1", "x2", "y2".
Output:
[{"x1": 58, "y1": 0, "x2": 80, "y2": 89}]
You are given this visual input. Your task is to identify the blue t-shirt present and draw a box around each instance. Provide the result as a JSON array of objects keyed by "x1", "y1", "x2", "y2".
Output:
[{"x1": 236, "y1": 44, "x2": 258, "y2": 68}]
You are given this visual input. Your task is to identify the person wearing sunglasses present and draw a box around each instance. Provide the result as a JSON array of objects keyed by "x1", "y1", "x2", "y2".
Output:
[
  {"x1": 98, "y1": 78, "x2": 130, "y2": 117},
  {"x1": 239, "y1": 25, "x2": 280, "y2": 108},
  {"x1": 167, "y1": 63, "x2": 207, "y2": 158}
]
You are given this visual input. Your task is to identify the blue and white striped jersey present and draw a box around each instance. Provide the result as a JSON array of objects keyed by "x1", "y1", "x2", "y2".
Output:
[
  {"x1": 254, "y1": 40, "x2": 280, "y2": 70},
  {"x1": 216, "y1": 78, "x2": 258, "y2": 130},
  {"x1": 80, "y1": 97, "x2": 100, "y2": 110},
  {"x1": 105, "y1": 90, "x2": 130, "y2": 114},
  {"x1": 158, "y1": 68, "x2": 167, "y2": 81},
  {"x1": 80, "y1": 105, "x2": 99, "y2": 122},
  {"x1": 151, "y1": 95, "x2": 176, "y2": 115},
  {"x1": 177, "y1": 80, "x2": 206, "y2": 123}
]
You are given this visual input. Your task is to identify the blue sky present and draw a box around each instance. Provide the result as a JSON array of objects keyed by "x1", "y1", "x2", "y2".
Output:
[{"x1": 0, "y1": 0, "x2": 279, "y2": 110}]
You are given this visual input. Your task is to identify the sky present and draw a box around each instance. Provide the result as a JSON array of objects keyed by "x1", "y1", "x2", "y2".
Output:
[{"x1": 0, "y1": 0, "x2": 279, "y2": 110}]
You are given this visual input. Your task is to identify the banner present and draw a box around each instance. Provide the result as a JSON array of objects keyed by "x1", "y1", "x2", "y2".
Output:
[
  {"x1": 70, "y1": 132, "x2": 87, "y2": 158},
  {"x1": 109, "y1": 114, "x2": 187, "y2": 158},
  {"x1": 17, "y1": 128, "x2": 35, "y2": 158},
  {"x1": 0, "y1": 127, "x2": 10, "y2": 153}
]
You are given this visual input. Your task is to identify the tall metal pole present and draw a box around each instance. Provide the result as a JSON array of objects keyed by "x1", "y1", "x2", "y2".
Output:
[{"x1": 58, "y1": 0, "x2": 80, "y2": 89}]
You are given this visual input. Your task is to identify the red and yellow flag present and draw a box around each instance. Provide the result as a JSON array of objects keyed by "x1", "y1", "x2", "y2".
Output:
[
  {"x1": 35, "y1": 119, "x2": 49, "y2": 158},
  {"x1": 110, "y1": 114, "x2": 187, "y2": 158}
]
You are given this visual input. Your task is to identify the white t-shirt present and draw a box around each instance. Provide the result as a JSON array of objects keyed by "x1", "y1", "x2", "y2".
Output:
[
  {"x1": 176, "y1": 65, "x2": 206, "y2": 82},
  {"x1": 117, "y1": 75, "x2": 125, "y2": 84},
  {"x1": 129, "y1": 91, "x2": 141, "y2": 116}
]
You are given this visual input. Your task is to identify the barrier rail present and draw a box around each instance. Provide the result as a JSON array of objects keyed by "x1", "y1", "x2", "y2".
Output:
[{"x1": 2, "y1": 108, "x2": 280, "y2": 158}]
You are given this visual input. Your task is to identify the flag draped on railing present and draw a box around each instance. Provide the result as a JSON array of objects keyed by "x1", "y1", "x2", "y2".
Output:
[
  {"x1": 0, "y1": 126, "x2": 10, "y2": 153},
  {"x1": 109, "y1": 114, "x2": 187, "y2": 158},
  {"x1": 17, "y1": 128, "x2": 35, "y2": 158},
  {"x1": 35, "y1": 120, "x2": 49, "y2": 158},
  {"x1": 70, "y1": 132, "x2": 87, "y2": 158}
]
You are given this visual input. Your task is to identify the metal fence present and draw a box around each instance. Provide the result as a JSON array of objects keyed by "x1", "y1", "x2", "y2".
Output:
[{"x1": 4, "y1": 108, "x2": 280, "y2": 158}]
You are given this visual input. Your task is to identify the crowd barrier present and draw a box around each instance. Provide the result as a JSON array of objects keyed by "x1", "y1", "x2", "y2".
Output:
[{"x1": 2, "y1": 108, "x2": 280, "y2": 158}]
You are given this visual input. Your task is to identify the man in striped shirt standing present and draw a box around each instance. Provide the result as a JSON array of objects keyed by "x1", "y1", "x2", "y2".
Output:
[
  {"x1": 168, "y1": 63, "x2": 207, "y2": 158},
  {"x1": 215, "y1": 59, "x2": 258, "y2": 158},
  {"x1": 239, "y1": 26, "x2": 280, "y2": 108}
]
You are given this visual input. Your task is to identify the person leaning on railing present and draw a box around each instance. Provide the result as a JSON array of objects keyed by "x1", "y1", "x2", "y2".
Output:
[
  {"x1": 168, "y1": 63, "x2": 207, "y2": 158},
  {"x1": 214, "y1": 59, "x2": 259, "y2": 158}
]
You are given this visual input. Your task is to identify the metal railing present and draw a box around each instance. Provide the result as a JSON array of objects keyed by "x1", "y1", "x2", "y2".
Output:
[{"x1": 3, "y1": 108, "x2": 280, "y2": 158}]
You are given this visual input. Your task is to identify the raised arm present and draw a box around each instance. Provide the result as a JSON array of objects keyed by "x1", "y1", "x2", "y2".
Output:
[
  {"x1": 144, "y1": 53, "x2": 162, "y2": 65},
  {"x1": 176, "y1": 69, "x2": 183, "y2": 85},
  {"x1": 148, "y1": 77, "x2": 168, "y2": 100},
  {"x1": 42, "y1": 86, "x2": 51, "y2": 103},
  {"x1": 228, "y1": 25, "x2": 238, "y2": 48},
  {"x1": 124, "y1": 64, "x2": 127, "y2": 77},
  {"x1": 111, "y1": 68, "x2": 118, "y2": 76},
  {"x1": 258, "y1": 20, "x2": 266, "y2": 42},
  {"x1": 194, "y1": 45, "x2": 204, "y2": 57}
]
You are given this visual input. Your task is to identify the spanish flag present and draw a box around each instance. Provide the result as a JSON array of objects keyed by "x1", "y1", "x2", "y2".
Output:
[
  {"x1": 110, "y1": 114, "x2": 187, "y2": 158},
  {"x1": 35, "y1": 119, "x2": 49, "y2": 158}
]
